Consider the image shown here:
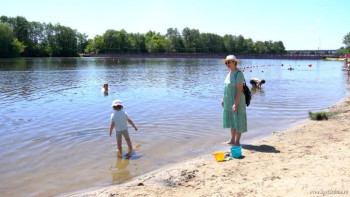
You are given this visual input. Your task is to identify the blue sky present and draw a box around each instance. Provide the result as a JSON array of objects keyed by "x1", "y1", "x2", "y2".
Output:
[{"x1": 1, "y1": 0, "x2": 349, "y2": 50}]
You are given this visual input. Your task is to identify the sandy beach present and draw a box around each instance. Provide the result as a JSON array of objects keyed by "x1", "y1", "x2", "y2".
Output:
[{"x1": 68, "y1": 95, "x2": 350, "y2": 197}]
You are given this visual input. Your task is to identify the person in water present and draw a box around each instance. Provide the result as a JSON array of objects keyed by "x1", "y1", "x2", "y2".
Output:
[
  {"x1": 109, "y1": 100, "x2": 138, "y2": 158},
  {"x1": 102, "y1": 84, "x2": 109, "y2": 95},
  {"x1": 250, "y1": 78, "x2": 266, "y2": 89}
]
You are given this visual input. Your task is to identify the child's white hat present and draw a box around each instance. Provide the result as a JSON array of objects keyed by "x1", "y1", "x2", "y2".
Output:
[{"x1": 111, "y1": 99, "x2": 123, "y2": 107}]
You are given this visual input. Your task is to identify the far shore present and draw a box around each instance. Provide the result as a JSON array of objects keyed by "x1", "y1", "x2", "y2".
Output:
[
  {"x1": 324, "y1": 57, "x2": 348, "y2": 61},
  {"x1": 87, "y1": 53, "x2": 332, "y2": 60},
  {"x1": 67, "y1": 93, "x2": 350, "y2": 197},
  {"x1": 0, "y1": 54, "x2": 340, "y2": 60}
]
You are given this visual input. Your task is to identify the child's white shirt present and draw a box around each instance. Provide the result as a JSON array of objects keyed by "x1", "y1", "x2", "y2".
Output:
[{"x1": 111, "y1": 110, "x2": 130, "y2": 132}]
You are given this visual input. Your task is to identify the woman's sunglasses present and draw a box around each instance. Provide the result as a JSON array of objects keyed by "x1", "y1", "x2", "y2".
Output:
[{"x1": 225, "y1": 61, "x2": 233, "y2": 65}]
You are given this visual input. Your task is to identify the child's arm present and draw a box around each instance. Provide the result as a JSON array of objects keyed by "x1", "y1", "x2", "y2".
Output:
[
  {"x1": 109, "y1": 122, "x2": 115, "y2": 136},
  {"x1": 127, "y1": 119, "x2": 138, "y2": 131}
]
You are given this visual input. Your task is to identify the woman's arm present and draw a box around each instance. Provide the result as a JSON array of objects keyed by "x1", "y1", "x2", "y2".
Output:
[{"x1": 233, "y1": 82, "x2": 243, "y2": 112}]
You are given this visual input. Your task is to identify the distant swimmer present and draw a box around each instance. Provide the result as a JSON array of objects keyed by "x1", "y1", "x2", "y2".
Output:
[
  {"x1": 102, "y1": 83, "x2": 110, "y2": 95},
  {"x1": 288, "y1": 65, "x2": 294, "y2": 70},
  {"x1": 250, "y1": 78, "x2": 265, "y2": 89}
]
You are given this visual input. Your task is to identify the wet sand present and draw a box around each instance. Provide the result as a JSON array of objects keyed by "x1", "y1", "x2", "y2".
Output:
[{"x1": 68, "y1": 95, "x2": 350, "y2": 197}]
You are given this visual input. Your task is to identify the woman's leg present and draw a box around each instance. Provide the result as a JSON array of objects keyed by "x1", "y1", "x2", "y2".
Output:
[
  {"x1": 234, "y1": 132, "x2": 242, "y2": 146},
  {"x1": 226, "y1": 128, "x2": 236, "y2": 144}
]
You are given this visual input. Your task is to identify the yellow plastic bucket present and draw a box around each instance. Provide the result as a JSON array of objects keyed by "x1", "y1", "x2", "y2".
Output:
[{"x1": 212, "y1": 152, "x2": 224, "y2": 162}]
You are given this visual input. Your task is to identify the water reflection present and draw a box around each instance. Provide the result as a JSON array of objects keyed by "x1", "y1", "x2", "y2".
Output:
[
  {"x1": 251, "y1": 86, "x2": 265, "y2": 96},
  {"x1": 110, "y1": 157, "x2": 131, "y2": 184}
]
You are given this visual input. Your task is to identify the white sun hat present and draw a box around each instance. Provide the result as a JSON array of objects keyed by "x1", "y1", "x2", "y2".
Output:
[
  {"x1": 222, "y1": 55, "x2": 240, "y2": 65},
  {"x1": 111, "y1": 99, "x2": 123, "y2": 107}
]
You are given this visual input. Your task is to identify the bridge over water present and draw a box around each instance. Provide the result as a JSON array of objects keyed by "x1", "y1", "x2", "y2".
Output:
[{"x1": 287, "y1": 49, "x2": 337, "y2": 57}]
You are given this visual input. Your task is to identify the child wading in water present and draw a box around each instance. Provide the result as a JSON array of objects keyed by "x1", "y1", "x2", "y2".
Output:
[{"x1": 109, "y1": 100, "x2": 138, "y2": 157}]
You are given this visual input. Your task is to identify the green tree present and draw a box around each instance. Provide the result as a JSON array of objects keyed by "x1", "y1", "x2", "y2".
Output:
[
  {"x1": 46, "y1": 24, "x2": 78, "y2": 57},
  {"x1": 343, "y1": 32, "x2": 350, "y2": 48},
  {"x1": 77, "y1": 32, "x2": 88, "y2": 54},
  {"x1": 128, "y1": 33, "x2": 146, "y2": 53},
  {"x1": 254, "y1": 41, "x2": 268, "y2": 54},
  {"x1": 12, "y1": 38, "x2": 26, "y2": 56},
  {"x1": 0, "y1": 22, "x2": 15, "y2": 57},
  {"x1": 336, "y1": 47, "x2": 350, "y2": 56},
  {"x1": 0, "y1": 22, "x2": 25, "y2": 57},
  {"x1": 118, "y1": 29, "x2": 130, "y2": 53},
  {"x1": 27, "y1": 21, "x2": 48, "y2": 56},
  {"x1": 85, "y1": 35, "x2": 105, "y2": 54},
  {"x1": 182, "y1": 27, "x2": 202, "y2": 53},
  {"x1": 245, "y1": 38, "x2": 254, "y2": 54},
  {"x1": 223, "y1": 35, "x2": 235, "y2": 53},
  {"x1": 4, "y1": 16, "x2": 34, "y2": 56},
  {"x1": 145, "y1": 31, "x2": 165, "y2": 53},
  {"x1": 85, "y1": 39, "x2": 95, "y2": 54},
  {"x1": 94, "y1": 35, "x2": 105, "y2": 53},
  {"x1": 1, "y1": 15, "x2": 290, "y2": 57},
  {"x1": 200, "y1": 33, "x2": 225, "y2": 53},
  {"x1": 103, "y1": 29, "x2": 119, "y2": 53},
  {"x1": 273, "y1": 41, "x2": 286, "y2": 54},
  {"x1": 237, "y1": 35, "x2": 250, "y2": 54},
  {"x1": 165, "y1": 28, "x2": 184, "y2": 52},
  {"x1": 102, "y1": 29, "x2": 130, "y2": 53}
]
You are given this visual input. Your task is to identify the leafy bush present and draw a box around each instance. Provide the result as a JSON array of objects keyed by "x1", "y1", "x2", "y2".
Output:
[{"x1": 308, "y1": 111, "x2": 338, "y2": 121}]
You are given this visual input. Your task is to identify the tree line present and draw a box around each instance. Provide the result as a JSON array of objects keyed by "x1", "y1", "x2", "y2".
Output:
[
  {"x1": 336, "y1": 32, "x2": 350, "y2": 56},
  {"x1": 0, "y1": 15, "x2": 288, "y2": 58},
  {"x1": 0, "y1": 16, "x2": 88, "y2": 57}
]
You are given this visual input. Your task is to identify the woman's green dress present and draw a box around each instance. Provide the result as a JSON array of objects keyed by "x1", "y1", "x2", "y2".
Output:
[{"x1": 223, "y1": 70, "x2": 247, "y2": 133}]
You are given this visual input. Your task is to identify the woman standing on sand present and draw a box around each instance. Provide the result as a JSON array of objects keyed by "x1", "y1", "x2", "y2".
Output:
[{"x1": 221, "y1": 55, "x2": 247, "y2": 146}]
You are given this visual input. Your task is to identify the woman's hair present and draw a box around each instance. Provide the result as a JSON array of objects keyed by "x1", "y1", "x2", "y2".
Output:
[
  {"x1": 250, "y1": 79, "x2": 257, "y2": 85},
  {"x1": 113, "y1": 105, "x2": 123, "y2": 110}
]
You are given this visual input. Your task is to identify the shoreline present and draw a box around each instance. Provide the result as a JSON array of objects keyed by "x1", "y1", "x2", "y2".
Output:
[
  {"x1": 88, "y1": 53, "x2": 329, "y2": 60},
  {"x1": 67, "y1": 94, "x2": 350, "y2": 197},
  {"x1": 1, "y1": 54, "x2": 336, "y2": 60}
]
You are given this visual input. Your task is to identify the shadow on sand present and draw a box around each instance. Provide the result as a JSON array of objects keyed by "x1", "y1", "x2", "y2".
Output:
[{"x1": 242, "y1": 144, "x2": 280, "y2": 153}]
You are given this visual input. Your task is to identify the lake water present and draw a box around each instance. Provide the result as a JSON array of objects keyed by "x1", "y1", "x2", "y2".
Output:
[{"x1": 0, "y1": 57, "x2": 348, "y2": 196}]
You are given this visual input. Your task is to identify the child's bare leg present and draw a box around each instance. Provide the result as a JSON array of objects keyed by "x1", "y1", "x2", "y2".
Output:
[
  {"x1": 125, "y1": 138, "x2": 133, "y2": 156},
  {"x1": 117, "y1": 140, "x2": 122, "y2": 158}
]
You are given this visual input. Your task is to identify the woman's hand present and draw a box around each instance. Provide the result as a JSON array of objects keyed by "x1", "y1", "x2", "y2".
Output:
[{"x1": 232, "y1": 104, "x2": 237, "y2": 113}]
